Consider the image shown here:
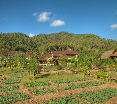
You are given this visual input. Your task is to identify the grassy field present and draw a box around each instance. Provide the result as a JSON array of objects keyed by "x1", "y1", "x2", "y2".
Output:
[
  {"x1": 47, "y1": 88, "x2": 117, "y2": 104},
  {"x1": 0, "y1": 69, "x2": 117, "y2": 104}
]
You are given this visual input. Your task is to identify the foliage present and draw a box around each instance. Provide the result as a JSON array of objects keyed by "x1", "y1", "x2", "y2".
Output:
[
  {"x1": 64, "y1": 81, "x2": 105, "y2": 90},
  {"x1": 0, "y1": 93, "x2": 29, "y2": 104},
  {"x1": 0, "y1": 32, "x2": 117, "y2": 74},
  {"x1": 97, "y1": 71, "x2": 109, "y2": 79},
  {"x1": 47, "y1": 88, "x2": 117, "y2": 104},
  {"x1": 0, "y1": 31, "x2": 117, "y2": 104},
  {"x1": 33, "y1": 88, "x2": 54, "y2": 95},
  {"x1": 0, "y1": 79, "x2": 29, "y2": 104},
  {"x1": 27, "y1": 81, "x2": 48, "y2": 87}
]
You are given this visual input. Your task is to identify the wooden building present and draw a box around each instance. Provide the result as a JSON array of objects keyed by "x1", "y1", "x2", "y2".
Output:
[
  {"x1": 101, "y1": 49, "x2": 117, "y2": 59},
  {"x1": 38, "y1": 48, "x2": 79, "y2": 65}
]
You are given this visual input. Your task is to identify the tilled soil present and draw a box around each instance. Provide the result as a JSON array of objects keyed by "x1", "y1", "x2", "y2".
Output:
[
  {"x1": 106, "y1": 96, "x2": 117, "y2": 104},
  {"x1": 16, "y1": 82, "x2": 117, "y2": 104}
]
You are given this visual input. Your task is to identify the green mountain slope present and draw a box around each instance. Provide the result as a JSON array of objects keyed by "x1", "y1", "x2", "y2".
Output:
[{"x1": 0, "y1": 32, "x2": 117, "y2": 75}]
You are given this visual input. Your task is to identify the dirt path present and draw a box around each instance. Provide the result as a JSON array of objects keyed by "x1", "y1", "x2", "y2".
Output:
[
  {"x1": 105, "y1": 96, "x2": 117, "y2": 104},
  {"x1": 19, "y1": 85, "x2": 37, "y2": 98},
  {"x1": 17, "y1": 82, "x2": 117, "y2": 104}
]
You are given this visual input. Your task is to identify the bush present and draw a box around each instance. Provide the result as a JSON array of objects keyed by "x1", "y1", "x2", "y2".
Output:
[{"x1": 97, "y1": 71, "x2": 109, "y2": 79}]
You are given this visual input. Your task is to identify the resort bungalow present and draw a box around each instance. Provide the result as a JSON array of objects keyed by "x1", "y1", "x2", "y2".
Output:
[
  {"x1": 38, "y1": 48, "x2": 79, "y2": 65},
  {"x1": 101, "y1": 49, "x2": 117, "y2": 59}
]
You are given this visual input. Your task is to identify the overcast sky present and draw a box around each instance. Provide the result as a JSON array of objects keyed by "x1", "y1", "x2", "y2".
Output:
[{"x1": 0, "y1": 0, "x2": 117, "y2": 39}]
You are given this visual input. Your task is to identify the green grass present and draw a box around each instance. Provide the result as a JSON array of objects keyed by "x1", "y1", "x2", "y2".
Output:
[
  {"x1": 4, "y1": 78, "x2": 21, "y2": 84},
  {"x1": 0, "y1": 84, "x2": 29, "y2": 104},
  {"x1": 97, "y1": 71, "x2": 109, "y2": 79},
  {"x1": 78, "y1": 88, "x2": 117, "y2": 104},
  {"x1": 36, "y1": 73, "x2": 86, "y2": 85},
  {"x1": 33, "y1": 88, "x2": 55, "y2": 95},
  {"x1": 31, "y1": 80, "x2": 105, "y2": 96},
  {"x1": 51, "y1": 73, "x2": 86, "y2": 84},
  {"x1": 27, "y1": 81, "x2": 49, "y2": 87},
  {"x1": 0, "y1": 72, "x2": 29, "y2": 104},
  {"x1": 0, "y1": 93, "x2": 29, "y2": 104},
  {"x1": 0, "y1": 84, "x2": 19, "y2": 94},
  {"x1": 0, "y1": 70, "x2": 116, "y2": 103},
  {"x1": 64, "y1": 80, "x2": 105, "y2": 90},
  {"x1": 47, "y1": 88, "x2": 117, "y2": 104},
  {"x1": 26, "y1": 73, "x2": 86, "y2": 88}
]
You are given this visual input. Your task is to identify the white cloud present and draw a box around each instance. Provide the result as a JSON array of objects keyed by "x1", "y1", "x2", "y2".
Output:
[
  {"x1": 29, "y1": 33, "x2": 35, "y2": 37},
  {"x1": 110, "y1": 24, "x2": 117, "y2": 30},
  {"x1": 33, "y1": 11, "x2": 66, "y2": 27},
  {"x1": 37, "y1": 11, "x2": 51, "y2": 22},
  {"x1": 51, "y1": 19, "x2": 65, "y2": 27}
]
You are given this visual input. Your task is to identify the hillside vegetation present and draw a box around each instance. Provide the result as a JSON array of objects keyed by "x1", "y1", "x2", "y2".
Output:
[
  {"x1": 0, "y1": 32, "x2": 117, "y2": 104},
  {"x1": 0, "y1": 32, "x2": 117, "y2": 73}
]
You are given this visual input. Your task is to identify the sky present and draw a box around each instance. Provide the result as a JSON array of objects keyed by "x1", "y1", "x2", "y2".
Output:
[{"x1": 0, "y1": 0, "x2": 117, "y2": 39}]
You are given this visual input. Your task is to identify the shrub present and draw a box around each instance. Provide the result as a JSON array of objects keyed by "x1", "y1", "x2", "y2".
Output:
[{"x1": 97, "y1": 71, "x2": 109, "y2": 79}]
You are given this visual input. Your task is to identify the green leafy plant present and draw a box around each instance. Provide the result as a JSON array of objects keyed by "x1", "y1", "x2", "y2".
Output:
[{"x1": 97, "y1": 71, "x2": 109, "y2": 79}]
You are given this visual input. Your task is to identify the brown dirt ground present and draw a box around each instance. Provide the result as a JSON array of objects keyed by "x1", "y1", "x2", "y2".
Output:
[{"x1": 105, "y1": 97, "x2": 117, "y2": 104}]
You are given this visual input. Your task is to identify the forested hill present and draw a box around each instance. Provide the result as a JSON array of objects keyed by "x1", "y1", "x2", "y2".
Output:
[
  {"x1": 0, "y1": 32, "x2": 117, "y2": 55},
  {"x1": 0, "y1": 32, "x2": 117, "y2": 75}
]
